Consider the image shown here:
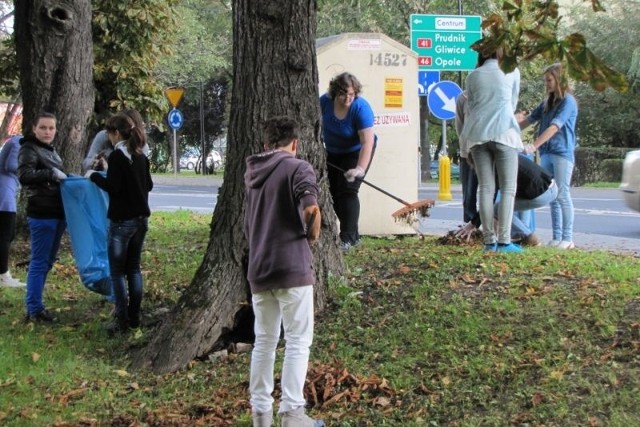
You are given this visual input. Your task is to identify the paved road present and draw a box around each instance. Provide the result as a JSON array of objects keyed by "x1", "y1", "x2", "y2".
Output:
[{"x1": 150, "y1": 175, "x2": 639, "y2": 256}]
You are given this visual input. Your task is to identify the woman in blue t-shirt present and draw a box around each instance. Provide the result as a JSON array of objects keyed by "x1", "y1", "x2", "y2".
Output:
[{"x1": 320, "y1": 72, "x2": 376, "y2": 250}]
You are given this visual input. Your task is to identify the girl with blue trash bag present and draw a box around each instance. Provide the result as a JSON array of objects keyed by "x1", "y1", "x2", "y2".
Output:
[{"x1": 86, "y1": 113, "x2": 153, "y2": 335}]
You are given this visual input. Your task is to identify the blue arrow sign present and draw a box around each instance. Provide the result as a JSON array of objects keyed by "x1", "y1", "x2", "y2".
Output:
[
  {"x1": 168, "y1": 108, "x2": 184, "y2": 130},
  {"x1": 427, "y1": 80, "x2": 462, "y2": 120},
  {"x1": 418, "y1": 70, "x2": 440, "y2": 96}
]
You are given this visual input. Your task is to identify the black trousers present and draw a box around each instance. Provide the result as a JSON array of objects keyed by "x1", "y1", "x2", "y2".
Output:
[
  {"x1": 326, "y1": 148, "x2": 375, "y2": 245},
  {"x1": 0, "y1": 211, "x2": 17, "y2": 273}
]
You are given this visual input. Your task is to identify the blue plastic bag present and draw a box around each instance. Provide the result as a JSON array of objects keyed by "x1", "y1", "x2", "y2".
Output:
[{"x1": 60, "y1": 176, "x2": 112, "y2": 297}]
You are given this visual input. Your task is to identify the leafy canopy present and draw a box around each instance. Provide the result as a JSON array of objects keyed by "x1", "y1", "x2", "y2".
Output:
[{"x1": 473, "y1": 0, "x2": 628, "y2": 92}]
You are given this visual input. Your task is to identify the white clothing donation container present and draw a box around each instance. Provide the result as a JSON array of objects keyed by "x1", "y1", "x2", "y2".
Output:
[{"x1": 317, "y1": 32, "x2": 420, "y2": 236}]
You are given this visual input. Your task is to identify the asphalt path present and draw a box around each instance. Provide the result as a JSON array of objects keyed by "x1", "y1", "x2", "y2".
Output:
[{"x1": 150, "y1": 175, "x2": 639, "y2": 255}]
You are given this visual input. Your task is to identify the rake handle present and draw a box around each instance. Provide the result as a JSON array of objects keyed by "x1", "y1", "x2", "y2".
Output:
[{"x1": 326, "y1": 162, "x2": 413, "y2": 208}]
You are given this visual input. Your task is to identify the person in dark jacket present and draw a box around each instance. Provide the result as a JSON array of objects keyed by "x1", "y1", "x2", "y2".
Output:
[
  {"x1": 18, "y1": 112, "x2": 67, "y2": 323},
  {"x1": 86, "y1": 113, "x2": 153, "y2": 335},
  {"x1": 244, "y1": 116, "x2": 324, "y2": 427},
  {"x1": 456, "y1": 155, "x2": 558, "y2": 246}
]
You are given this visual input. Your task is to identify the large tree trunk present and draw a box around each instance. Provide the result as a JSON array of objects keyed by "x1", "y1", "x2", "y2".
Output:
[
  {"x1": 132, "y1": 0, "x2": 344, "y2": 374},
  {"x1": 14, "y1": 1, "x2": 94, "y2": 173}
]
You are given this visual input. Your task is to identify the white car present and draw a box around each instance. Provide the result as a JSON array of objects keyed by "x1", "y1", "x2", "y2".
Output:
[
  {"x1": 196, "y1": 150, "x2": 223, "y2": 173},
  {"x1": 180, "y1": 154, "x2": 199, "y2": 170},
  {"x1": 620, "y1": 149, "x2": 640, "y2": 213},
  {"x1": 206, "y1": 150, "x2": 222, "y2": 169}
]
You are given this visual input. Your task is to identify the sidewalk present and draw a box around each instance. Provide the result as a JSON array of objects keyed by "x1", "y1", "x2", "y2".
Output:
[
  {"x1": 418, "y1": 182, "x2": 639, "y2": 256},
  {"x1": 152, "y1": 175, "x2": 639, "y2": 256}
]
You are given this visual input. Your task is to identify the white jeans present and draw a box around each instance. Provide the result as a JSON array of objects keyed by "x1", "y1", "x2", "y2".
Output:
[{"x1": 250, "y1": 285, "x2": 314, "y2": 414}]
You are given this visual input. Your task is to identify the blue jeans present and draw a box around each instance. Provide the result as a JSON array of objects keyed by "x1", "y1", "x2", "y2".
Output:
[
  {"x1": 108, "y1": 217, "x2": 148, "y2": 327},
  {"x1": 459, "y1": 158, "x2": 478, "y2": 223},
  {"x1": 541, "y1": 154, "x2": 575, "y2": 241},
  {"x1": 26, "y1": 217, "x2": 66, "y2": 316},
  {"x1": 505, "y1": 180, "x2": 558, "y2": 238},
  {"x1": 471, "y1": 142, "x2": 518, "y2": 245}
]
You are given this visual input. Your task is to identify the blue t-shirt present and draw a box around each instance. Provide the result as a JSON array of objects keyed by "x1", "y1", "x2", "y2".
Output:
[
  {"x1": 528, "y1": 94, "x2": 578, "y2": 162},
  {"x1": 320, "y1": 94, "x2": 376, "y2": 154}
]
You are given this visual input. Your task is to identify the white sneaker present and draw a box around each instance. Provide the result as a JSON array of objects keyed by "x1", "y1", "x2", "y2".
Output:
[
  {"x1": 557, "y1": 241, "x2": 575, "y2": 250},
  {"x1": 281, "y1": 407, "x2": 325, "y2": 427},
  {"x1": 0, "y1": 271, "x2": 26, "y2": 288},
  {"x1": 252, "y1": 409, "x2": 273, "y2": 427},
  {"x1": 547, "y1": 240, "x2": 561, "y2": 247}
]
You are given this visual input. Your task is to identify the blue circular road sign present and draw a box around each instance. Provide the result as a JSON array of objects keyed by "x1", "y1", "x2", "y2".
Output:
[
  {"x1": 427, "y1": 80, "x2": 463, "y2": 121},
  {"x1": 167, "y1": 108, "x2": 184, "y2": 130}
]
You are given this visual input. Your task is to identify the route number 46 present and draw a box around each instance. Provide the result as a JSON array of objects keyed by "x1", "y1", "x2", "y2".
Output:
[{"x1": 369, "y1": 52, "x2": 408, "y2": 67}]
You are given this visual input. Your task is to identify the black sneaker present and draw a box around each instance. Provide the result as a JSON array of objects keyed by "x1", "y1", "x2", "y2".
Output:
[
  {"x1": 25, "y1": 309, "x2": 57, "y2": 324},
  {"x1": 105, "y1": 320, "x2": 129, "y2": 336}
]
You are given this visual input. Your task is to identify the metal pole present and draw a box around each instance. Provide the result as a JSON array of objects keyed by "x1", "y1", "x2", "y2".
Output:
[
  {"x1": 200, "y1": 81, "x2": 206, "y2": 175},
  {"x1": 173, "y1": 128, "x2": 178, "y2": 179},
  {"x1": 458, "y1": 0, "x2": 464, "y2": 88}
]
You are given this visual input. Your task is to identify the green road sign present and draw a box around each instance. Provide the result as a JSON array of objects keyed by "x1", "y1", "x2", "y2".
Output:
[{"x1": 410, "y1": 14, "x2": 482, "y2": 71}]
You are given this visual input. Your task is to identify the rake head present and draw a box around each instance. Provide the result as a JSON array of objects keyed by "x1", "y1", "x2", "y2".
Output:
[{"x1": 391, "y1": 199, "x2": 436, "y2": 224}]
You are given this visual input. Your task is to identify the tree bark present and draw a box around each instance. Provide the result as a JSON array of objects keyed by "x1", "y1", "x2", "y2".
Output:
[
  {"x1": 14, "y1": 0, "x2": 94, "y2": 173},
  {"x1": 0, "y1": 99, "x2": 22, "y2": 141},
  {"x1": 132, "y1": 0, "x2": 344, "y2": 374}
]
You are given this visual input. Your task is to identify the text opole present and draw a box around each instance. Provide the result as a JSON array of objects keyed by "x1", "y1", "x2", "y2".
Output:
[{"x1": 435, "y1": 57, "x2": 462, "y2": 67}]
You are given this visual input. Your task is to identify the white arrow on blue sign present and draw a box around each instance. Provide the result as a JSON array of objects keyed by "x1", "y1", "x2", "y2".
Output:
[
  {"x1": 427, "y1": 80, "x2": 462, "y2": 120},
  {"x1": 168, "y1": 108, "x2": 184, "y2": 130}
]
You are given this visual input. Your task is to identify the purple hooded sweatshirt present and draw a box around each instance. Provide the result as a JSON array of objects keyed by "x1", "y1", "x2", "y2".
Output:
[{"x1": 244, "y1": 149, "x2": 319, "y2": 294}]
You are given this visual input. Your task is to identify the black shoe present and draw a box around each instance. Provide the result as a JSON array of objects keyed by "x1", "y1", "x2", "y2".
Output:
[
  {"x1": 105, "y1": 320, "x2": 129, "y2": 336},
  {"x1": 128, "y1": 316, "x2": 140, "y2": 329},
  {"x1": 25, "y1": 309, "x2": 57, "y2": 324}
]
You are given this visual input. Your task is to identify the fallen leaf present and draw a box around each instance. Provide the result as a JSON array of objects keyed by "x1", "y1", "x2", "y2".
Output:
[
  {"x1": 531, "y1": 392, "x2": 544, "y2": 406},
  {"x1": 114, "y1": 369, "x2": 129, "y2": 377},
  {"x1": 32, "y1": 352, "x2": 40, "y2": 363}
]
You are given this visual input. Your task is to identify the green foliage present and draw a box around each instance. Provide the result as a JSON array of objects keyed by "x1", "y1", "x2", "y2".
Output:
[
  {"x1": 566, "y1": 0, "x2": 640, "y2": 148},
  {"x1": 473, "y1": 0, "x2": 628, "y2": 92},
  {"x1": 2, "y1": 211, "x2": 640, "y2": 425},
  {"x1": 92, "y1": 0, "x2": 179, "y2": 127},
  {"x1": 155, "y1": 0, "x2": 232, "y2": 84},
  {"x1": 573, "y1": 146, "x2": 629, "y2": 185}
]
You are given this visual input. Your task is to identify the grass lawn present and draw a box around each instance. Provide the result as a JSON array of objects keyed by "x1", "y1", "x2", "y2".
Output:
[{"x1": 1, "y1": 211, "x2": 639, "y2": 426}]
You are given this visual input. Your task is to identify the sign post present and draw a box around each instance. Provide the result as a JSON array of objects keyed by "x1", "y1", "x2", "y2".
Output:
[
  {"x1": 165, "y1": 87, "x2": 185, "y2": 177},
  {"x1": 410, "y1": 14, "x2": 482, "y2": 72},
  {"x1": 427, "y1": 80, "x2": 463, "y2": 201}
]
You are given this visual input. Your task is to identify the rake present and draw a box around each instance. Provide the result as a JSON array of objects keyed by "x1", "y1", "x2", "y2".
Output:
[{"x1": 326, "y1": 162, "x2": 435, "y2": 228}]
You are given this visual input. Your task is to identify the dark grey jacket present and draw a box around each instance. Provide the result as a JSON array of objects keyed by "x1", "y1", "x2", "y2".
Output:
[{"x1": 243, "y1": 149, "x2": 319, "y2": 294}]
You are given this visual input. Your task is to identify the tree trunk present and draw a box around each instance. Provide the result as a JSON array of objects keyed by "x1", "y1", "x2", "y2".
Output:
[
  {"x1": 132, "y1": 0, "x2": 344, "y2": 374},
  {"x1": 0, "y1": 98, "x2": 22, "y2": 141},
  {"x1": 14, "y1": 1, "x2": 94, "y2": 173}
]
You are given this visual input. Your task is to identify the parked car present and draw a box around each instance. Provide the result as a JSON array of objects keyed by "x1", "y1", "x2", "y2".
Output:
[
  {"x1": 179, "y1": 154, "x2": 199, "y2": 170},
  {"x1": 620, "y1": 149, "x2": 640, "y2": 213},
  {"x1": 430, "y1": 159, "x2": 460, "y2": 180}
]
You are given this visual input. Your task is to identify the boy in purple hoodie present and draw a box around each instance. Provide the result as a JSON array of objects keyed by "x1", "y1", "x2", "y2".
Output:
[{"x1": 244, "y1": 116, "x2": 324, "y2": 427}]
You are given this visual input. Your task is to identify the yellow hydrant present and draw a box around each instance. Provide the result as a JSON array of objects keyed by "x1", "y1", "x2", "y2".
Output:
[{"x1": 438, "y1": 155, "x2": 453, "y2": 201}]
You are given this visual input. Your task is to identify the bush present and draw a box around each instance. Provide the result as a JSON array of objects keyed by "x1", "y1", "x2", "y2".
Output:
[{"x1": 573, "y1": 147, "x2": 629, "y2": 186}]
